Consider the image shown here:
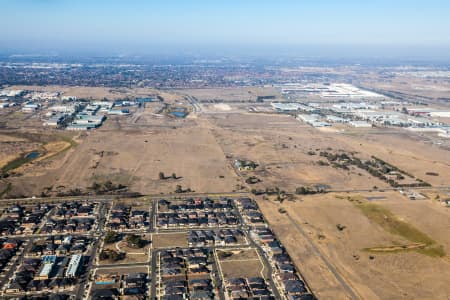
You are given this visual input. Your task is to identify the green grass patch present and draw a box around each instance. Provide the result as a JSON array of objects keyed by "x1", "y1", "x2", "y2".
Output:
[
  {"x1": 1, "y1": 134, "x2": 77, "y2": 175},
  {"x1": 56, "y1": 133, "x2": 78, "y2": 147},
  {"x1": 1, "y1": 155, "x2": 35, "y2": 173},
  {"x1": 356, "y1": 202, "x2": 434, "y2": 245},
  {"x1": 350, "y1": 198, "x2": 445, "y2": 257}
]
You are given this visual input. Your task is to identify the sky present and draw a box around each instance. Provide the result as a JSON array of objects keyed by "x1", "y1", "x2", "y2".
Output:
[{"x1": 1, "y1": 0, "x2": 450, "y2": 58}]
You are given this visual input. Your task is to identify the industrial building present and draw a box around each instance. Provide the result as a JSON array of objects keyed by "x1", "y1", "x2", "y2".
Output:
[
  {"x1": 22, "y1": 102, "x2": 40, "y2": 113},
  {"x1": 35, "y1": 255, "x2": 57, "y2": 280},
  {"x1": 297, "y1": 114, "x2": 331, "y2": 127},
  {"x1": 349, "y1": 121, "x2": 372, "y2": 128},
  {"x1": 65, "y1": 254, "x2": 82, "y2": 278},
  {"x1": 44, "y1": 115, "x2": 66, "y2": 126},
  {"x1": 108, "y1": 109, "x2": 130, "y2": 115},
  {"x1": 271, "y1": 102, "x2": 314, "y2": 112}
]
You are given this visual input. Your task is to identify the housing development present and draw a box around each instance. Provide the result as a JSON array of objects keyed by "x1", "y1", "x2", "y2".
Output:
[{"x1": 0, "y1": 195, "x2": 314, "y2": 300}]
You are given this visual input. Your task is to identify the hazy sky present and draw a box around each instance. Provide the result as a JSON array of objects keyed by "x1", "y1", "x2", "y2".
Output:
[{"x1": 1, "y1": 0, "x2": 450, "y2": 57}]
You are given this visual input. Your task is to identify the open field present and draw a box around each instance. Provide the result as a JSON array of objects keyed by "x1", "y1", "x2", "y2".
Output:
[
  {"x1": 53, "y1": 117, "x2": 238, "y2": 195},
  {"x1": 3, "y1": 89, "x2": 448, "y2": 198},
  {"x1": 204, "y1": 112, "x2": 450, "y2": 193},
  {"x1": 206, "y1": 113, "x2": 391, "y2": 192},
  {"x1": 217, "y1": 248, "x2": 265, "y2": 279},
  {"x1": 217, "y1": 248, "x2": 259, "y2": 261},
  {"x1": 335, "y1": 128, "x2": 450, "y2": 186},
  {"x1": 346, "y1": 195, "x2": 444, "y2": 256},
  {"x1": 256, "y1": 193, "x2": 450, "y2": 299},
  {"x1": 219, "y1": 260, "x2": 264, "y2": 279},
  {"x1": 0, "y1": 105, "x2": 239, "y2": 197},
  {"x1": 360, "y1": 76, "x2": 450, "y2": 104},
  {"x1": 152, "y1": 232, "x2": 188, "y2": 248}
]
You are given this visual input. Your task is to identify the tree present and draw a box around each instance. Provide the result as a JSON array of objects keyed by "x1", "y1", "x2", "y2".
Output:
[
  {"x1": 159, "y1": 172, "x2": 165, "y2": 180},
  {"x1": 171, "y1": 173, "x2": 177, "y2": 179},
  {"x1": 90, "y1": 182, "x2": 101, "y2": 191},
  {"x1": 126, "y1": 234, "x2": 144, "y2": 248},
  {"x1": 104, "y1": 231, "x2": 119, "y2": 244},
  {"x1": 100, "y1": 249, "x2": 125, "y2": 261},
  {"x1": 175, "y1": 185, "x2": 183, "y2": 193}
]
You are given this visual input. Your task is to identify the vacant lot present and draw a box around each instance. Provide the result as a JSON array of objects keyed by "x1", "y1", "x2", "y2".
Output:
[
  {"x1": 352, "y1": 197, "x2": 443, "y2": 255},
  {"x1": 218, "y1": 248, "x2": 264, "y2": 279},
  {"x1": 207, "y1": 113, "x2": 390, "y2": 192},
  {"x1": 335, "y1": 128, "x2": 450, "y2": 186},
  {"x1": 217, "y1": 248, "x2": 259, "y2": 261},
  {"x1": 55, "y1": 117, "x2": 238, "y2": 195},
  {"x1": 220, "y1": 260, "x2": 264, "y2": 279},
  {"x1": 152, "y1": 232, "x2": 187, "y2": 248},
  {"x1": 1, "y1": 108, "x2": 239, "y2": 197},
  {"x1": 257, "y1": 193, "x2": 450, "y2": 300}
]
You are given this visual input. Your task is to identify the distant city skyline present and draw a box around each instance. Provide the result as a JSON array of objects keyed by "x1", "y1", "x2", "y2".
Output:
[{"x1": 1, "y1": 0, "x2": 450, "y2": 58}]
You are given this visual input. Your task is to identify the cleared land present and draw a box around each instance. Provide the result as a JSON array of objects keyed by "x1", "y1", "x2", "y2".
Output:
[
  {"x1": 217, "y1": 248, "x2": 265, "y2": 279},
  {"x1": 257, "y1": 193, "x2": 450, "y2": 300},
  {"x1": 152, "y1": 233, "x2": 188, "y2": 249}
]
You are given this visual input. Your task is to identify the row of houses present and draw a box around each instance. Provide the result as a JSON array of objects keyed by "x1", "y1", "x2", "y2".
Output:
[
  {"x1": 27, "y1": 236, "x2": 92, "y2": 257},
  {"x1": 159, "y1": 248, "x2": 215, "y2": 299},
  {"x1": 251, "y1": 228, "x2": 313, "y2": 300},
  {"x1": 236, "y1": 198, "x2": 266, "y2": 225},
  {"x1": 0, "y1": 203, "x2": 53, "y2": 235},
  {"x1": 106, "y1": 204, "x2": 148, "y2": 231},
  {"x1": 0, "y1": 238, "x2": 20, "y2": 274},
  {"x1": 161, "y1": 278, "x2": 214, "y2": 300},
  {"x1": 157, "y1": 211, "x2": 239, "y2": 229},
  {"x1": 41, "y1": 217, "x2": 94, "y2": 234},
  {"x1": 235, "y1": 197, "x2": 315, "y2": 300},
  {"x1": 187, "y1": 229, "x2": 244, "y2": 247},
  {"x1": 52, "y1": 201, "x2": 96, "y2": 219},
  {"x1": 92, "y1": 272, "x2": 148, "y2": 300},
  {"x1": 225, "y1": 277, "x2": 274, "y2": 300},
  {"x1": 158, "y1": 198, "x2": 234, "y2": 213}
]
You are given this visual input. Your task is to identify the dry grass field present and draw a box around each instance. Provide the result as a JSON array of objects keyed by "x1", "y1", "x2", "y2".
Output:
[
  {"x1": 51, "y1": 117, "x2": 238, "y2": 195},
  {"x1": 360, "y1": 76, "x2": 450, "y2": 102},
  {"x1": 0, "y1": 102, "x2": 239, "y2": 197},
  {"x1": 152, "y1": 232, "x2": 188, "y2": 248},
  {"x1": 257, "y1": 193, "x2": 450, "y2": 299},
  {"x1": 217, "y1": 248, "x2": 265, "y2": 279},
  {"x1": 206, "y1": 113, "x2": 391, "y2": 192},
  {"x1": 219, "y1": 260, "x2": 264, "y2": 279}
]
